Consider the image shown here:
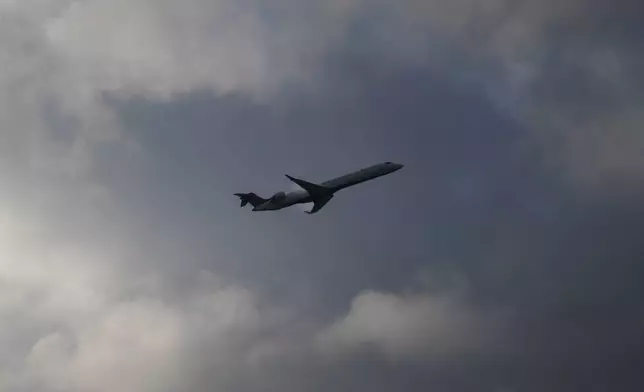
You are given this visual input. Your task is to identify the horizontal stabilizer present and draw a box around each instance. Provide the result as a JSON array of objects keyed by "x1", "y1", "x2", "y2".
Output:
[
  {"x1": 285, "y1": 175, "x2": 332, "y2": 198},
  {"x1": 234, "y1": 192, "x2": 267, "y2": 208}
]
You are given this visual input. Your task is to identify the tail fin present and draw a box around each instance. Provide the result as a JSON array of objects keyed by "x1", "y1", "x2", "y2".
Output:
[{"x1": 234, "y1": 193, "x2": 267, "y2": 208}]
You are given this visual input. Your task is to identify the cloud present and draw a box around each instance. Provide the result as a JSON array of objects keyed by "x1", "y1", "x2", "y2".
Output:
[
  {"x1": 0, "y1": 0, "x2": 586, "y2": 104},
  {"x1": 470, "y1": 1, "x2": 644, "y2": 195},
  {"x1": 1, "y1": 1, "x2": 643, "y2": 391},
  {"x1": 0, "y1": 0, "x2": 428, "y2": 178},
  {"x1": 333, "y1": 0, "x2": 644, "y2": 196},
  {"x1": 316, "y1": 284, "x2": 499, "y2": 360},
  {"x1": 45, "y1": 0, "x2": 273, "y2": 98},
  {"x1": 0, "y1": 162, "x2": 317, "y2": 392},
  {"x1": 39, "y1": 0, "x2": 388, "y2": 100},
  {"x1": 0, "y1": 1, "x2": 120, "y2": 180},
  {"x1": 15, "y1": 289, "x2": 268, "y2": 392},
  {"x1": 4, "y1": 0, "x2": 638, "y2": 193},
  {"x1": 524, "y1": 42, "x2": 644, "y2": 195},
  {"x1": 0, "y1": 199, "x2": 279, "y2": 392}
]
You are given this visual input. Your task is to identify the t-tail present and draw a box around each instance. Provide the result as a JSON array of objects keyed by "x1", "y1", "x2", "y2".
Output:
[{"x1": 234, "y1": 192, "x2": 267, "y2": 208}]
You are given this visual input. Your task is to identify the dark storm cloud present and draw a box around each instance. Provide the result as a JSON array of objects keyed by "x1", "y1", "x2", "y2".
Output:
[
  {"x1": 507, "y1": 1, "x2": 644, "y2": 196},
  {"x1": 111, "y1": 55, "x2": 526, "y2": 308},
  {"x1": 3, "y1": 0, "x2": 643, "y2": 391},
  {"x1": 110, "y1": 14, "x2": 644, "y2": 392},
  {"x1": 104, "y1": 0, "x2": 644, "y2": 389}
]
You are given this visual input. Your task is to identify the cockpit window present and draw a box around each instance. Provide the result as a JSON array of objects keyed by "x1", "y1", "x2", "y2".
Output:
[{"x1": 385, "y1": 161, "x2": 392, "y2": 164}]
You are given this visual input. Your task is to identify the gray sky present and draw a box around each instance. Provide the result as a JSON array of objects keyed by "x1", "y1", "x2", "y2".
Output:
[{"x1": 1, "y1": 1, "x2": 643, "y2": 391}]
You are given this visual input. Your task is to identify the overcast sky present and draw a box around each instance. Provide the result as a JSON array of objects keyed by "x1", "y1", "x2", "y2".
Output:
[{"x1": 1, "y1": 1, "x2": 643, "y2": 391}]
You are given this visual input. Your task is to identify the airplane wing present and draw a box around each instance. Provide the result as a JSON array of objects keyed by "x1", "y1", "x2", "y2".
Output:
[
  {"x1": 285, "y1": 175, "x2": 335, "y2": 214},
  {"x1": 285, "y1": 175, "x2": 333, "y2": 198},
  {"x1": 306, "y1": 194, "x2": 334, "y2": 214}
]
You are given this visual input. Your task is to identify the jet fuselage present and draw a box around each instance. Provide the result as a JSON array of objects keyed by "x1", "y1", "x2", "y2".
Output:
[{"x1": 250, "y1": 161, "x2": 403, "y2": 213}]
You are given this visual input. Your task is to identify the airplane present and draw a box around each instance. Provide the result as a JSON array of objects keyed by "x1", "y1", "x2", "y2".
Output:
[{"x1": 234, "y1": 161, "x2": 404, "y2": 214}]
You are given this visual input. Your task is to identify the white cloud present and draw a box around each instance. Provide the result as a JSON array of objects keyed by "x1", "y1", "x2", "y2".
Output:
[
  {"x1": 1, "y1": 0, "x2": 580, "y2": 108},
  {"x1": 0, "y1": 200, "x2": 276, "y2": 392},
  {"x1": 39, "y1": 0, "x2": 383, "y2": 101},
  {"x1": 0, "y1": 0, "x2": 368, "y2": 178},
  {"x1": 316, "y1": 288, "x2": 494, "y2": 359},
  {"x1": 45, "y1": 0, "x2": 270, "y2": 98},
  {"x1": 0, "y1": 3, "x2": 319, "y2": 390},
  {"x1": 0, "y1": 2, "x2": 119, "y2": 180},
  {"x1": 13, "y1": 290, "x2": 267, "y2": 392},
  {"x1": 1, "y1": 0, "x2": 623, "y2": 191},
  {"x1": 0, "y1": 162, "x2": 285, "y2": 392}
]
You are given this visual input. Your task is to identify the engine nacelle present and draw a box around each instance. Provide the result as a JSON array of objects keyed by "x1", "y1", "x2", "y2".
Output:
[{"x1": 271, "y1": 191, "x2": 286, "y2": 201}]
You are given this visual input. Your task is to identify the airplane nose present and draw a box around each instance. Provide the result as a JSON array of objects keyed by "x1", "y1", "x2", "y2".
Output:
[{"x1": 394, "y1": 163, "x2": 404, "y2": 170}]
